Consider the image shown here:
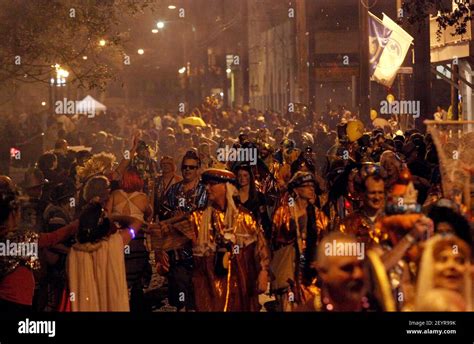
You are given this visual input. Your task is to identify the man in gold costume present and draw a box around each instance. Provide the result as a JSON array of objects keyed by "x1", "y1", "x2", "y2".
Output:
[
  {"x1": 271, "y1": 171, "x2": 328, "y2": 311},
  {"x1": 339, "y1": 163, "x2": 387, "y2": 246},
  {"x1": 189, "y1": 168, "x2": 270, "y2": 311}
]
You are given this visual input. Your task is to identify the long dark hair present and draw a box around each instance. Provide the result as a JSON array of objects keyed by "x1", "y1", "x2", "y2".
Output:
[
  {"x1": 77, "y1": 203, "x2": 111, "y2": 244},
  {"x1": 234, "y1": 164, "x2": 257, "y2": 203}
]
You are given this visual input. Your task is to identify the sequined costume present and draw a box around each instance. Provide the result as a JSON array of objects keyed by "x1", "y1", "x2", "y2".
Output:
[
  {"x1": 0, "y1": 231, "x2": 40, "y2": 281},
  {"x1": 271, "y1": 203, "x2": 328, "y2": 310},
  {"x1": 161, "y1": 180, "x2": 208, "y2": 310},
  {"x1": 190, "y1": 206, "x2": 270, "y2": 311},
  {"x1": 0, "y1": 221, "x2": 78, "y2": 306},
  {"x1": 130, "y1": 155, "x2": 158, "y2": 193},
  {"x1": 339, "y1": 211, "x2": 387, "y2": 246},
  {"x1": 165, "y1": 181, "x2": 207, "y2": 215}
]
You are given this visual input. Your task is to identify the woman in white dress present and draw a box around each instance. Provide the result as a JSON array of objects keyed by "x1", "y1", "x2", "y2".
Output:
[{"x1": 67, "y1": 203, "x2": 135, "y2": 311}]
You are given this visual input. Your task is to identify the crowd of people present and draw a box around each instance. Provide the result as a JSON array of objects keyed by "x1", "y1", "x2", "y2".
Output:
[{"x1": 0, "y1": 96, "x2": 472, "y2": 312}]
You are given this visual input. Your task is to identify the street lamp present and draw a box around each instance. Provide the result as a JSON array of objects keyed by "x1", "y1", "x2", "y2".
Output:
[
  {"x1": 178, "y1": 67, "x2": 186, "y2": 74},
  {"x1": 168, "y1": 5, "x2": 176, "y2": 9},
  {"x1": 138, "y1": 49, "x2": 144, "y2": 55},
  {"x1": 157, "y1": 21, "x2": 165, "y2": 29},
  {"x1": 151, "y1": 29, "x2": 159, "y2": 34},
  {"x1": 99, "y1": 39, "x2": 106, "y2": 46},
  {"x1": 50, "y1": 64, "x2": 69, "y2": 112},
  {"x1": 52, "y1": 64, "x2": 69, "y2": 86}
]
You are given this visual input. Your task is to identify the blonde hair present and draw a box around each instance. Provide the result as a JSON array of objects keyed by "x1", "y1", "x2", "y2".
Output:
[
  {"x1": 83, "y1": 175, "x2": 110, "y2": 203},
  {"x1": 76, "y1": 152, "x2": 116, "y2": 182},
  {"x1": 415, "y1": 234, "x2": 472, "y2": 311}
]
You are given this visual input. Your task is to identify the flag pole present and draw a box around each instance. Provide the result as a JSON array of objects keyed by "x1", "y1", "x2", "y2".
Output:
[{"x1": 359, "y1": 0, "x2": 371, "y2": 125}]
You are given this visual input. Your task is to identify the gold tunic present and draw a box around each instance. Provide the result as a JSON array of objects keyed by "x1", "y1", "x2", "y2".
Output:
[
  {"x1": 339, "y1": 211, "x2": 388, "y2": 246},
  {"x1": 190, "y1": 206, "x2": 270, "y2": 311},
  {"x1": 271, "y1": 204, "x2": 328, "y2": 309}
]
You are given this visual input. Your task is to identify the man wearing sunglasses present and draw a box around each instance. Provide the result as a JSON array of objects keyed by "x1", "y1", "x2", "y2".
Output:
[{"x1": 158, "y1": 150, "x2": 207, "y2": 311}]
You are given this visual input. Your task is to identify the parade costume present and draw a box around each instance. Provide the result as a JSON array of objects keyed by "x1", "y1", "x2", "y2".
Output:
[
  {"x1": 376, "y1": 169, "x2": 424, "y2": 311},
  {"x1": 0, "y1": 222, "x2": 78, "y2": 308},
  {"x1": 186, "y1": 169, "x2": 270, "y2": 311},
  {"x1": 270, "y1": 172, "x2": 328, "y2": 311},
  {"x1": 340, "y1": 210, "x2": 386, "y2": 245},
  {"x1": 161, "y1": 175, "x2": 208, "y2": 311},
  {"x1": 67, "y1": 231, "x2": 129, "y2": 311},
  {"x1": 339, "y1": 162, "x2": 388, "y2": 245}
]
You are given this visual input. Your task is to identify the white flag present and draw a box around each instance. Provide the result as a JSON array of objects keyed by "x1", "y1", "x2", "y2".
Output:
[{"x1": 371, "y1": 13, "x2": 414, "y2": 88}]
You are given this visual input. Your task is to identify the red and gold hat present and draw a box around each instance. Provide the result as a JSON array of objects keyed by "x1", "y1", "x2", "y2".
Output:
[{"x1": 201, "y1": 168, "x2": 236, "y2": 184}]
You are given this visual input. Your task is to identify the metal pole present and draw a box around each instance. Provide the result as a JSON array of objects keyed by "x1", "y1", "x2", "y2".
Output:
[{"x1": 358, "y1": 0, "x2": 370, "y2": 125}]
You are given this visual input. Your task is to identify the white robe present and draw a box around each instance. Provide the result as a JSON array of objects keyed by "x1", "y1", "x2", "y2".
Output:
[{"x1": 67, "y1": 232, "x2": 129, "y2": 311}]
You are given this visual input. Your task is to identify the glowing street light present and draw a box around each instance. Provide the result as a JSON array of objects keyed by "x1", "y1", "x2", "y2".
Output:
[
  {"x1": 137, "y1": 49, "x2": 144, "y2": 55},
  {"x1": 178, "y1": 66, "x2": 186, "y2": 74},
  {"x1": 168, "y1": 5, "x2": 176, "y2": 9},
  {"x1": 53, "y1": 64, "x2": 69, "y2": 86},
  {"x1": 157, "y1": 21, "x2": 165, "y2": 29},
  {"x1": 151, "y1": 29, "x2": 159, "y2": 34},
  {"x1": 82, "y1": 56, "x2": 88, "y2": 60},
  {"x1": 57, "y1": 69, "x2": 69, "y2": 78},
  {"x1": 226, "y1": 68, "x2": 232, "y2": 74},
  {"x1": 99, "y1": 39, "x2": 106, "y2": 46},
  {"x1": 41, "y1": 101, "x2": 46, "y2": 106}
]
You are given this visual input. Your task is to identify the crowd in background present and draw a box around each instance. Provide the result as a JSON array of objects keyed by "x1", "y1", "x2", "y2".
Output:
[{"x1": 0, "y1": 96, "x2": 472, "y2": 312}]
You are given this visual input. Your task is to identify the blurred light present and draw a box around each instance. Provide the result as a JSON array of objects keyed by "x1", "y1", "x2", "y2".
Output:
[
  {"x1": 168, "y1": 5, "x2": 176, "y2": 9},
  {"x1": 82, "y1": 56, "x2": 88, "y2": 60},
  {"x1": 137, "y1": 49, "x2": 144, "y2": 55},
  {"x1": 41, "y1": 101, "x2": 46, "y2": 106},
  {"x1": 50, "y1": 78, "x2": 55, "y2": 85},
  {"x1": 151, "y1": 29, "x2": 159, "y2": 33},
  {"x1": 99, "y1": 39, "x2": 106, "y2": 46},
  {"x1": 178, "y1": 67, "x2": 186, "y2": 74},
  {"x1": 226, "y1": 68, "x2": 231, "y2": 74},
  {"x1": 10, "y1": 148, "x2": 20, "y2": 158},
  {"x1": 219, "y1": 92, "x2": 224, "y2": 97},
  {"x1": 57, "y1": 69, "x2": 69, "y2": 78},
  {"x1": 157, "y1": 21, "x2": 165, "y2": 29}
]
